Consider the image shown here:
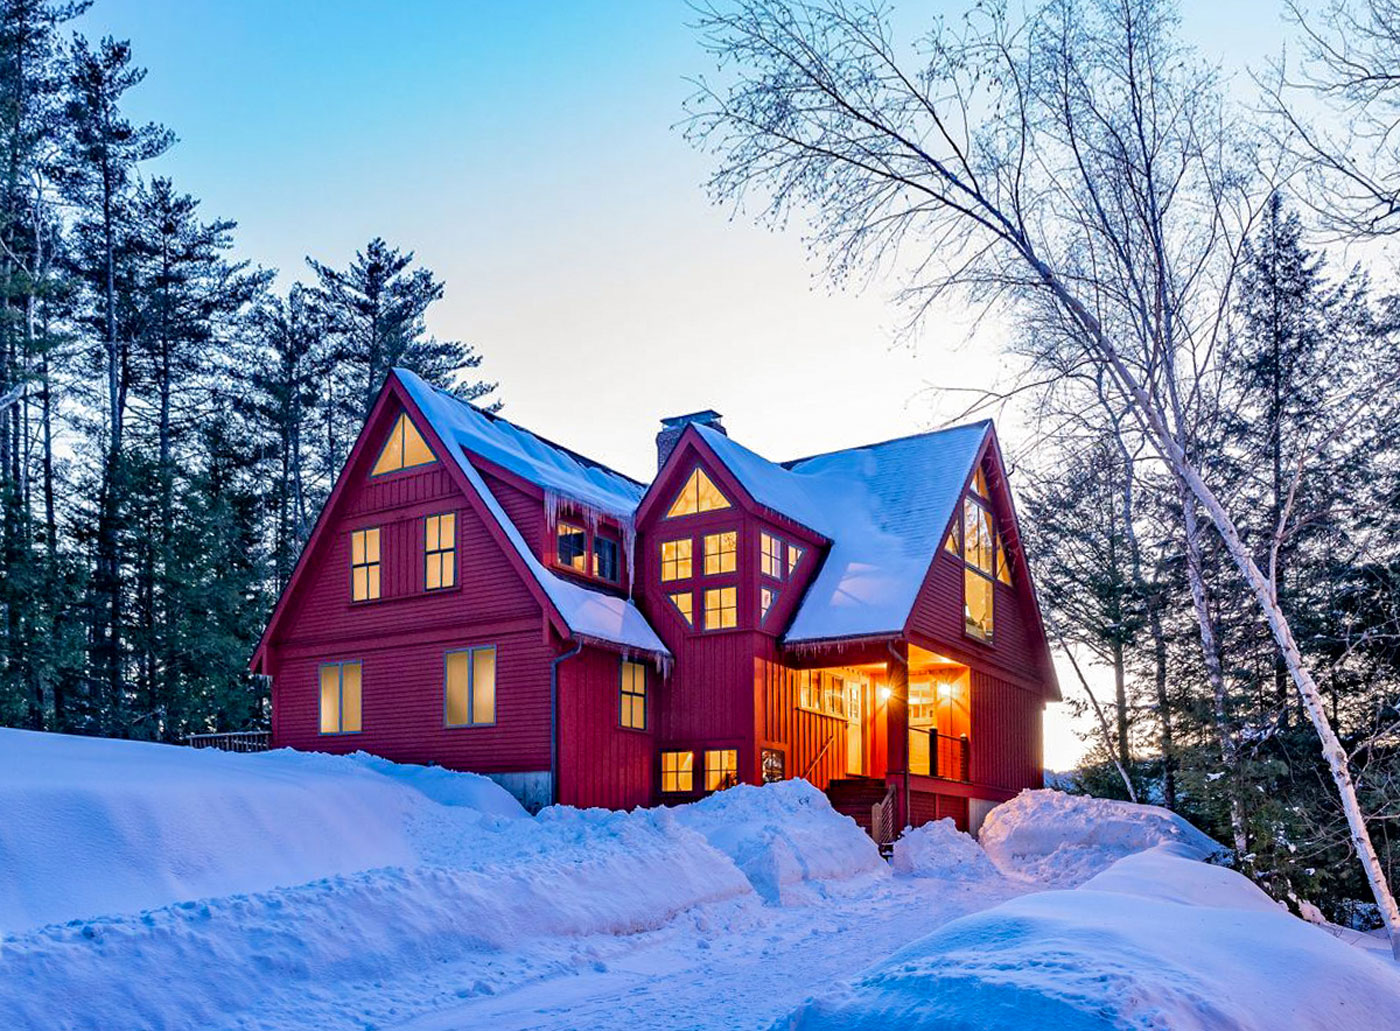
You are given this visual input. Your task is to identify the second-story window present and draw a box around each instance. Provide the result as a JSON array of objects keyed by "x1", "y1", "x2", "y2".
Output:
[
  {"x1": 556, "y1": 522, "x2": 587, "y2": 572},
  {"x1": 704, "y1": 531, "x2": 737, "y2": 575},
  {"x1": 760, "y1": 586, "x2": 777, "y2": 623},
  {"x1": 351, "y1": 528, "x2": 380, "y2": 601},
  {"x1": 661, "y1": 538, "x2": 692, "y2": 581},
  {"x1": 704, "y1": 586, "x2": 737, "y2": 630},
  {"x1": 425, "y1": 513, "x2": 456, "y2": 590},
  {"x1": 760, "y1": 532, "x2": 785, "y2": 579},
  {"x1": 593, "y1": 535, "x2": 620, "y2": 582},
  {"x1": 620, "y1": 660, "x2": 647, "y2": 730},
  {"x1": 669, "y1": 591, "x2": 694, "y2": 626}
]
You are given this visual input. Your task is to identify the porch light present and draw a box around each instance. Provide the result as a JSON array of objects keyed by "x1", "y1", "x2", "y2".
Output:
[
  {"x1": 878, "y1": 685, "x2": 892, "y2": 703},
  {"x1": 937, "y1": 681, "x2": 953, "y2": 699}
]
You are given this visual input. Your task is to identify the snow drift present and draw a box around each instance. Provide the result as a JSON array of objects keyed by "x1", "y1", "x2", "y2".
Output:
[
  {"x1": 979, "y1": 788, "x2": 1223, "y2": 886},
  {"x1": 784, "y1": 845, "x2": 1400, "y2": 1031},
  {"x1": 891, "y1": 819, "x2": 1000, "y2": 882},
  {"x1": 671, "y1": 779, "x2": 885, "y2": 902}
]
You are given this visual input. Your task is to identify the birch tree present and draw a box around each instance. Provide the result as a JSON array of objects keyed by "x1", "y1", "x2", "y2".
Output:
[{"x1": 685, "y1": 0, "x2": 1400, "y2": 952}]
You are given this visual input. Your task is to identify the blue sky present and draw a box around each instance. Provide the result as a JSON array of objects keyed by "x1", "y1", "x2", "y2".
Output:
[{"x1": 75, "y1": 0, "x2": 1290, "y2": 766}]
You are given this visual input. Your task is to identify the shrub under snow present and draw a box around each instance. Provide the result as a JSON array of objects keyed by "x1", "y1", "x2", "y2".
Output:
[
  {"x1": 891, "y1": 818, "x2": 1000, "y2": 881},
  {"x1": 786, "y1": 845, "x2": 1400, "y2": 1031},
  {"x1": 671, "y1": 779, "x2": 885, "y2": 902},
  {"x1": 979, "y1": 788, "x2": 1223, "y2": 886}
]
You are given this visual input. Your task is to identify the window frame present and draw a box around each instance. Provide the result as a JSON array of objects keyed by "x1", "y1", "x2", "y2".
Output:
[
  {"x1": 760, "y1": 585, "x2": 778, "y2": 625},
  {"x1": 760, "y1": 532, "x2": 786, "y2": 580},
  {"x1": 703, "y1": 585, "x2": 738, "y2": 631},
  {"x1": 424, "y1": 512, "x2": 457, "y2": 592},
  {"x1": 592, "y1": 533, "x2": 621, "y2": 583},
  {"x1": 371, "y1": 412, "x2": 437, "y2": 478},
  {"x1": 702, "y1": 530, "x2": 737, "y2": 576},
  {"x1": 318, "y1": 659, "x2": 363, "y2": 735},
  {"x1": 948, "y1": 483, "x2": 1005, "y2": 645},
  {"x1": 704, "y1": 749, "x2": 739, "y2": 792},
  {"x1": 619, "y1": 659, "x2": 648, "y2": 732},
  {"x1": 661, "y1": 750, "x2": 695, "y2": 793},
  {"x1": 665, "y1": 466, "x2": 732, "y2": 519},
  {"x1": 350, "y1": 527, "x2": 381, "y2": 603},
  {"x1": 669, "y1": 590, "x2": 695, "y2": 626},
  {"x1": 660, "y1": 537, "x2": 693, "y2": 582},
  {"x1": 443, "y1": 644, "x2": 498, "y2": 728}
]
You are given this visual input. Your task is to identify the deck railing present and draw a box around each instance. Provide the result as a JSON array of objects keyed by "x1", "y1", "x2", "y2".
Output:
[
  {"x1": 908, "y1": 729, "x2": 971, "y2": 782},
  {"x1": 186, "y1": 730, "x2": 270, "y2": 753},
  {"x1": 869, "y1": 784, "x2": 900, "y2": 846}
]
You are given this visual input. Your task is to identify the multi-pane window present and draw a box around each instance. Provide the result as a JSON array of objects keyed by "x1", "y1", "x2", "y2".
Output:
[
  {"x1": 761, "y1": 748, "x2": 785, "y2": 783},
  {"x1": 425, "y1": 513, "x2": 456, "y2": 590},
  {"x1": 661, "y1": 539, "x2": 692, "y2": 581},
  {"x1": 760, "y1": 532, "x2": 785, "y2": 579},
  {"x1": 445, "y1": 645, "x2": 496, "y2": 726},
  {"x1": 666, "y1": 468, "x2": 731, "y2": 518},
  {"x1": 760, "y1": 586, "x2": 777, "y2": 623},
  {"x1": 620, "y1": 660, "x2": 647, "y2": 730},
  {"x1": 371, "y1": 413, "x2": 436, "y2": 476},
  {"x1": 319, "y1": 660, "x2": 362, "y2": 734},
  {"x1": 593, "y1": 536, "x2": 620, "y2": 582},
  {"x1": 704, "y1": 586, "x2": 737, "y2": 630},
  {"x1": 965, "y1": 567, "x2": 994, "y2": 642},
  {"x1": 950, "y1": 485, "x2": 1000, "y2": 642},
  {"x1": 351, "y1": 528, "x2": 381, "y2": 601},
  {"x1": 787, "y1": 544, "x2": 804, "y2": 576},
  {"x1": 704, "y1": 749, "x2": 738, "y2": 791},
  {"x1": 670, "y1": 591, "x2": 694, "y2": 626},
  {"x1": 661, "y1": 750, "x2": 694, "y2": 792},
  {"x1": 556, "y1": 522, "x2": 587, "y2": 572},
  {"x1": 798, "y1": 670, "x2": 817, "y2": 710},
  {"x1": 704, "y1": 531, "x2": 737, "y2": 575}
]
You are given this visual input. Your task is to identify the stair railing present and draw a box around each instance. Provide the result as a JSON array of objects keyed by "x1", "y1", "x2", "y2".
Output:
[
  {"x1": 801, "y1": 729, "x2": 840, "y2": 781},
  {"x1": 869, "y1": 784, "x2": 899, "y2": 846}
]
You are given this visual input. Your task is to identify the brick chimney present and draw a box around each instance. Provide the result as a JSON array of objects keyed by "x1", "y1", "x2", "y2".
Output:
[{"x1": 656, "y1": 410, "x2": 725, "y2": 471}]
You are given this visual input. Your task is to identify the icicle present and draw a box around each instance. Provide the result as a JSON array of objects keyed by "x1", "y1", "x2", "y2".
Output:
[{"x1": 622, "y1": 517, "x2": 638, "y2": 598}]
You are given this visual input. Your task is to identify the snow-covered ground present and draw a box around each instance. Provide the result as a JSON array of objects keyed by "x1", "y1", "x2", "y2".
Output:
[{"x1": 2, "y1": 730, "x2": 1397, "y2": 1031}]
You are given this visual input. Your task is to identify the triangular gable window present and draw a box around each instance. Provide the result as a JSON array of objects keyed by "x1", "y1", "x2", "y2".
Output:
[
  {"x1": 372, "y1": 412, "x2": 437, "y2": 476},
  {"x1": 666, "y1": 467, "x2": 731, "y2": 518}
]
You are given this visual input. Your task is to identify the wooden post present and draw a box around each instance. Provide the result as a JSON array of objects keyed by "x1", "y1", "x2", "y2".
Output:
[{"x1": 886, "y1": 641, "x2": 909, "y2": 827}]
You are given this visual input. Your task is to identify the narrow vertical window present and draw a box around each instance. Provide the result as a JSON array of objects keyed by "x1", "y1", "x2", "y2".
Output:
[
  {"x1": 556, "y1": 522, "x2": 587, "y2": 572},
  {"x1": 960, "y1": 494, "x2": 996, "y2": 641},
  {"x1": 425, "y1": 512, "x2": 456, "y2": 590},
  {"x1": 319, "y1": 660, "x2": 362, "y2": 734},
  {"x1": 351, "y1": 528, "x2": 381, "y2": 601},
  {"x1": 661, "y1": 539, "x2": 693, "y2": 581},
  {"x1": 593, "y1": 535, "x2": 620, "y2": 582},
  {"x1": 703, "y1": 586, "x2": 737, "y2": 630},
  {"x1": 760, "y1": 586, "x2": 777, "y2": 623},
  {"x1": 661, "y1": 750, "x2": 694, "y2": 792},
  {"x1": 704, "y1": 749, "x2": 738, "y2": 791},
  {"x1": 620, "y1": 660, "x2": 647, "y2": 730},
  {"x1": 445, "y1": 645, "x2": 497, "y2": 726},
  {"x1": 996, "y1": 535, "x2": 1012, "y2": 585},
  {"x1": 760, "y1": 532, "x2": 785, "y2": 579},
  {"x1": 669, "y1": 591, "x2": 694, "y2": 626},
  {"x1": 703, "y1": 531, "x2": 737, "y2": 574}
]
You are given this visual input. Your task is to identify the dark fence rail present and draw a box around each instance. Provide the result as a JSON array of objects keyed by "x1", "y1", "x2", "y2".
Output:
[
  {"x1": 909, "y1": 729, "x2": 970, "y2": 782},
  {"x1": 186, "y1": 730, "x2": 270, "y2": 753}
]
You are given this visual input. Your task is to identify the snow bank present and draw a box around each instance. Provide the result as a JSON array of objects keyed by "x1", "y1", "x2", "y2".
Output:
[
  {"x1": 785, "y1": 848, "x2": 1400, "y2": 1031},
  {"x1": 979, "y1": 788, "x2": 1223, "y2": 886},
  {"x1": 891, "y1": 819, "x2": 1000, "y2": 882},
  {"x1": 671, "y1": 780, "x2": 884, "y2": 903}
]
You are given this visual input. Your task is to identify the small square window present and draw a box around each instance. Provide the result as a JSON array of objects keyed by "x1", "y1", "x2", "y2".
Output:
[
  {"x1": 556, "y1": 522, "x2": 587, "y2": 572},
  {"x1": 703, "y1": 586, "x2": 737, "y2": 630},
  {"x1": 661, "y1": 539, "x2": 692, "y2": 581},
  {"x1": 351, "y1": 528, "x2": 381, "y2": 601},
  {"x1": 704, "y1": 531, "x2": 736, "y2": 575},
  {"x1": 704, "y1": 749, "x2": 738, "y2": 791},
  {"x1": 661, "y1": 750, "x2": 694, "y2": 792}
]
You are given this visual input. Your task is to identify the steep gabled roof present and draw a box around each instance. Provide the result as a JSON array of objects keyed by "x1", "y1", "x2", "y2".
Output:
[
  {"x1": 394, "y1": 370, "x2": 666, "y2": 657},
  {"x1": 690, "y1": 420, "x2": 992, "y2": 643}
]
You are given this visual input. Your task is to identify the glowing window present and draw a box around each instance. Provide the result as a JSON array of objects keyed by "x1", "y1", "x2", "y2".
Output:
[
  {"x1": 787, "y1": 544, "x2": 804, "y2": 575},
  {"x1": 661, "y1": 750, "x2": 694, "y2": 792},
  {"x1": 661, "y1": 539, "x2": 692, "y2": 581},
  {"x1": 703, "y1": 586, "x2": 737, "y2": 630},
  {"x1": 620, "y1": 660, "x2": 647, "y2": 730},
  {"x1": 319, "y1": 661, "x2": 362, "y2": 734},
  {"x1": 556, "y1": 522, "x2": 587, "y2": 572},
  {"x1": 704, "y1": 749, "x2": 738, "y2": 791},
  {"x1": 798, "y1": 670, "x2": 817, "y2": 710},
  {"x1": 703, "y1": 531, "x2": 737, "y2": 575},
  {"x1": 760, "y1": 533, "x2": 785, "y2": 579},
  {"x1": 996, "y1": 535, "x2": 1012, "y2": 586},
  {"x1": 371, "y1": 413, "x2": 436, "y2": 475},
  {"x1": 965, "y1": 567, "x2": 994, "y2": 642},
  {"x1": 760, "y1": 586, "x2": 777, "y2": 623},
  {"x1": 972, "y1": 466, "x2": 989, "y2": 498},
  {"x1": 593, "y1": 536, "x2": 620, "y2": 582},
  {"x1": 425, "y1": 513, "x2": 456, "y2": 591},
  {"x1": 351, "y1": 528, "x2": 380, "y2": 601},
  {"x1": 962, "y1": 498, "x2": 995, "y2": 574},
  {"x1": 666, "y1": 468, "x2": 731, "y2": 518},
  {"x1": 445, "y1": 645, "x2": 496, "y2": 726},
  {"x1": 670, "y1": 591, "x2": 694, "y2": 626}
]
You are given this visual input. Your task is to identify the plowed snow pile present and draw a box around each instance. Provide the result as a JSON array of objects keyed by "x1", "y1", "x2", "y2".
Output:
[
  {"x1": 785, "y1": 844, "x2": 1400, "y2": 1031},
  {"x1": 671, "y1": 779, "x2": 885, "y2": 902},
  {"x1": 891, "y1": 818, "x2": 999, "y2": 881},
  {"x1": 979, "y1": 788, "x2": 1223, "y2": 886}
]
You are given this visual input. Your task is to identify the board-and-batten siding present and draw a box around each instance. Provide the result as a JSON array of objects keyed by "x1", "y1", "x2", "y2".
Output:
[
  {"x1": 268, "y1": 459, "x2": 551, "y2": 775},
  {"x1": 969, "y1": 668, "x2": 1044, "y2": 792},
  {"x1": 557, "y1": 647, "x2": 654, "y2": 809},
  {"x1": 758, "y1": 646, "x2": 848, "y2": 790}
]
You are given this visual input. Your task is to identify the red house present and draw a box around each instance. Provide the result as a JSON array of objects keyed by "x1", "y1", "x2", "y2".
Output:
[{"x1": 252, "y1": 370, "x2": 1059, "y2": 835}]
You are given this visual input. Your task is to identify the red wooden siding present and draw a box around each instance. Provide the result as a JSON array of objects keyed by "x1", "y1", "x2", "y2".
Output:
[
  {"x1": 757, "y1": 648, "x2": 848, "y2": 790},
  {"x1": 556, "y1": 646, "x2": 654, "y2": 809},
  {"x1": 969, "y1": 669, "x2": 1044, "y2": 792}
]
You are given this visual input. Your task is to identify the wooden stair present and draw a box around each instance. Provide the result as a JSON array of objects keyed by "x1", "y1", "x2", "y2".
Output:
[{"x1": 825, "y1": 775, "x2": 891, "y2": 839}]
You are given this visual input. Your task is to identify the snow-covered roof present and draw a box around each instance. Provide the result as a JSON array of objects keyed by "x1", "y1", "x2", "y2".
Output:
[
  {"x1": 397, "y1": 370, "x2": 668, "y2": 658},
  {"x1": 693, "y1": 421, "x2": 990, "y2": 643},
  {"x1": 396, "y1": 369, "x2": 644, "y2": 520}
]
